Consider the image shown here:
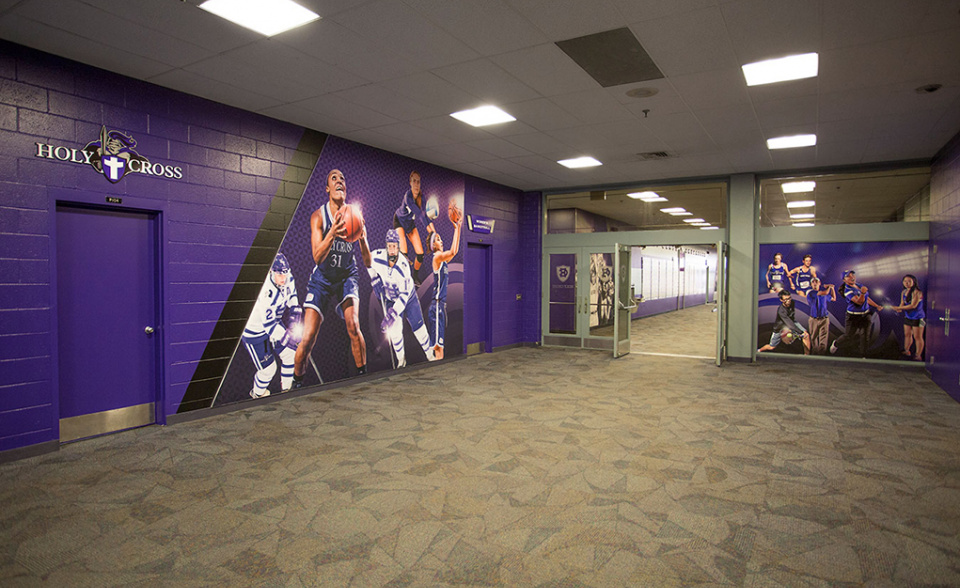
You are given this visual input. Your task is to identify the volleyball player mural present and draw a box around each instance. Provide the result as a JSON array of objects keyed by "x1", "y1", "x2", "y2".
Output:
[
  {"x1": 213, "y1": 138, "x2": 465, "y2": 406},
  {"x1": 756, "y1": 242, "x2": 928, "y2": 361}
]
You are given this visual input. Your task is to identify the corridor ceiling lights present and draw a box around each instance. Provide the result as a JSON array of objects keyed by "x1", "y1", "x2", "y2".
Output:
[
  {"x1": 742, "y1": 53, "x2": 818, "y2": 86},
  {"x1": 683, "y1": 218, "x2": 706, "y2": 223},
  {"x1": 793, "y1": 222, "x2": 815, "y2": 227},
  {"x1": 700, "y1": 226, "x2": 719, "y2": 230},
  {"x1": 790, "y1": 213, "x2": 815, "y2": 219},
  {"x1": 628, "y1": 191, "x2": 667, "y2": 202},
  {"x1": 660, "y1": 207, "x2": 686, "y2": 213},
  {"x1": 669, "y1": 211, "x2": 693, "y2": 216},
  {"x1": 450, "y1": 105, "x2": 516, "y2": 127},
  {"x1": 782, "y1": 181, "x2": 816, "y2": 193},
  {"x1": 786, "y1": 200, "x2": 816, "y2": 208},
  {"x1": 767, "y1": 134, "x2": 817, "y2": 149},
  {"x1": 691, "y1": 222, "x2": 711, "y2": 226},
  {"x1": 199, "y1": 0, "x2": 319, "y2": 36},
  {"x1": 557, "y1": 156, "x2": 602, "y2": 168}
]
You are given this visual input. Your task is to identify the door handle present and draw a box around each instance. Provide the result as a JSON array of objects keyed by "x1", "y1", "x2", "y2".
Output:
[
  {"x1": 144, "y1": 326, "x2": 155, "y2": 334},
  {"x1": 619, "y1": 300, "x2": 638, "y2": 311},
  {"x1": 939, "y1": 317, "x2": 957, "y2": 322}
]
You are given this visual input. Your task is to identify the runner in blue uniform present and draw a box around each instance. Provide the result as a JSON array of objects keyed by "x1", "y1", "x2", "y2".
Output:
[
  {"x1": 393, "y1": 171, "x2": 436, "y2": 285},
  {"x1": 293, "y1": 169, "x2": 371, "y2": 387},
  {"x1": 427, "y1": 214, "x2": 463, "y2": 360},
  {"x1": 789, "y1": 254, "x2": 817, "y2": 295},
  {"x1": 890, "y1": 274, "x2": 925, "y2": 360},
  {"x1": 765, "y1": 252, "x2": 792, "y2": 292}
]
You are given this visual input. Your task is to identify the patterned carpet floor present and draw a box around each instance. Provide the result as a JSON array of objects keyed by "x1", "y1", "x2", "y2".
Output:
[{"x1": 2, "y1": 346, "x2": 959, "y2": 587}]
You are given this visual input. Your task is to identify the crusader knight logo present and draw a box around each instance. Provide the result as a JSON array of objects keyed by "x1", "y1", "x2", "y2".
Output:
[
  {"x1": 556, "y1": 265, "x2": 571, "y2": 283},
  {"x1": 83, "y1": 126, "x2": 149, "y2": 183}
]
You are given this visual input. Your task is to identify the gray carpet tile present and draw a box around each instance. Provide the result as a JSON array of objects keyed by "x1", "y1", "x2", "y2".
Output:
[{"x1": 2, "y1": 347, "x2": 959, "y2": 587}]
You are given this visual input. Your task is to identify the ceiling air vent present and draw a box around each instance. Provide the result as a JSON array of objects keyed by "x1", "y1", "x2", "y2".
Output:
[{"x1": 637, "y1": 151, "x2": 673, "y2": 161}]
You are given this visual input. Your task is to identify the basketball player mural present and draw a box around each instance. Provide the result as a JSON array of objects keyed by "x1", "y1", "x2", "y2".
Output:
[{"x1": 293, "y1": 169, "x2": 371, "y2": 388}]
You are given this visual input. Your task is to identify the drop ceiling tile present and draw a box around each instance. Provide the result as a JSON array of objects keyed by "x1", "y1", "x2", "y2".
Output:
[
  {"x1": 473, "y1": 157, "x2": 535, "y2": 176},
  {"x1": 331, "y1": 0, "x2": 479, "y2": 70},
  {"x1": 411, "y1": 115, "x2": 492, "y2": 143},
  {"x1": 280, "y1": 19, "x2": 421, "y2": 82},
  {"x1": 148, "y1": 69, "x2": 282, "y2": 113},
  {"x1": 694, "y1": 104, "x2": 763, "y2": 148},
  {"x1": 821, "y1": 0, "x2": 956, "y2": 51},
  {"x1": 611, "y1": 0, "x2": 720, "y2": 23},
  {"x1": 641, "y1": 111, "x2": 718, "y2": 154},
  {"x1": 331, "y1": 85, "x2": 435, "y2": 122},
  {"x1": 295, "y1": 93, "x2": 399, "y2": 128},
  {"x1": 13, "y1": 0, "x2": 214, "y2": 68},
  {"x1": 0, "y1": 15, "x2": 173, "y2": 80},
  {"x1": 339, "y1": 127, "x2": 419, "y2": 154},
  {"x1": 404, "y1": 146, "x2": 468, "y2": 167},
  {"x1": 817, "y1": 118, "x2": 879, "y2": 142},
  {"x1": 505, "y1": 98, "x2": 583, "y2": 132},
  {"x1": 814, "y1": 140, "x2": 867, "y2": 166},
  {"x1": 381, "y1": 72, "x2": 481, "y2": 113},
  {"x1": 466, "y1": 137, "x2": 534, "y2": 158},
  {"x1": 368, "y1": 122, "x2": 450, "y2": 148},
  {"x1": 479, "y1": 119, "x2": 539, "y2": 138},
  {"x1": 80, "y1": 0, "x2": 261, "y2": 53},
  {"x1": 404, "y1": 0, "x2": 547, "y2": 55},
  {"x1": 720, "y1": 0, "x2": 821, "y2": 64},
  {"x1": 504, "y1": 132, "x2": 572, "y2": 156},
  {"x1": 549, "y1": 89, "x2": 635, "y2": 125},
  {"x1": 754, "y1": 94, "x2": 818, "y2": 130},
  {"x1": 669, "y1": 69, "x2": 751, "y2": 110},
  {"x1": 491, "y1": 44, "x2": 598, "y2": 97},
  {"x1": 768, "y1": 146, "x2": 818, "y2": 169},
  {"x1": 629, "y1": 7, "x2": 738, "y2": 77},
  {"x1": 724, "y1": 146, "x2": 774, "y2": 172},
  {"x1": 502, "y1": 0, "x2": 627, "y2": 41},
  {"x1": 258, "y1": 103, "x2": 361, "y2": 136},
  {"x1": 508, "y1": 154, "x2": 569, "y2": 174},
  {"x1": 428, "y1": 142, "x2": 499, "y2": 163},
  {"x1": 431, "y1": 58, "x2": 540, "y2": 104}
]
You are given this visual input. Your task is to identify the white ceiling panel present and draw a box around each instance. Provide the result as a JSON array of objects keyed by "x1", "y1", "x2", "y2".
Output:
[
  {"x1": 403, "y1": 0, "x2": 547, "y2": 56},
  {"x1": 491, "y1": 44, "x2": 598, "y2": 97},
  {"x1": 296, "y1": 93, "x2": 399, "y2": 128},
  {"x1": 404, "y1": 146, "x2": 468, "y2": 167},
  {"x1": 549, "y1": 89, "x2": 636, "y2": 125},
  {"x1": 148, "y1": 69, "x2": 282, "y2": 114},
  {"x1": 465, "y1": 137, "x2": 534, "y2": 159},
  {"x1": 338, "y1": 127, "x2": 418, "y2": 155},
  {"x1": 724, "y1": 146, "x2": 774, "y2": 172},
  {"x1": 258, "y1": 103, "x2": 360, "y2": 136},
  {"x1": 641, "y1": 112, "x2": 717, "y2": 154},
  {"x1": 0, "y1": 14, "x2": 174, "y2": 80},
  {"x1": 12, "y1": 0, "x2": 214, "y2": 68},
  {"x1": 814, "y1": 140, "x2": 867, "y2": 166},
  {"x1": 669, "y1": 68, "x2": 751, "y2": 110},
  {"x1": 507, "y1": 154, "x2": 568, "y2": 174},
  {"x1": 503, "y1": 133, "x2": 572, "y2": 156},
  {"x1": 431, "y1": 58, "x2": 540, "y2": 104},
  {"x1": 331, "y1": 84, "x2": 435, "y2": 122},
  {"x1": 381, "y1": 72, "x2": 481, "y2": 113},
  {"x1": 629, "y1": 6, "x2": 737, "y2": 77},
  {"x1": 411, "y1": 115, "x2": 493, "y2": 143},
  {"x1": 821, "y1": 0, "x2": 958, "y2": 51},
  {"x1": 754, "y1": 95, "x2": 819, "y2": 130},
  {"x1": 505, "y1": 98, "x2": 584, "y2": 132},
  {"x1": 695, "y1": 104, "x2": 763, "y2": 148},
  {"x1": 366, "y1": 122, "x2": 450, "y2": 149},
  {"x1": 332, "y1": 0, "x2": 479, "y2": 70},
  {"x1": 611, "y1": 0, "x2": 719, "y2": 24},
  {"x1": 720, "y1": 0, "x2": 821, "y2": 64},
  {"x1": 502, "y1": 0, "x2": 627, "y2": 41}
]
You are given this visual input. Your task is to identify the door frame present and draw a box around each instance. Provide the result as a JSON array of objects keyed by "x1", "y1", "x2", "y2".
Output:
[
  {"x1": 541, "y1": 246, "x2": 618, "y2": 350},
  {"x1": 50, "y1": 190, "x2": 167, "y2": 435}
]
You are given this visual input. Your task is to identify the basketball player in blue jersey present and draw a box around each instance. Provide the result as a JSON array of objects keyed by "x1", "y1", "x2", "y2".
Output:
[
  {"x1": 242, "y1": 253, "x2": 301, "y2": 397},
  {"x1": 427, "y1": 214, "x2": 463, "y2": 360},
  {"x1": 889, "y1": 274, "x2": 925, "y2": 360},
  {"x1": 830, "y1": 269, "x2": 884, "y2": 357},
  {"x1": 394, "y1": 171, "x2": 436, "y2": 285},
  {"x1": 293, "y1": 169, "x2": 371, "y2": 388},
  {"x1": 789, "y1": 254, "x2": 817, "y2": 295},
  {"x1": 365, "y1": 229, "x2": 435, "y2": 368},
  {"x1": 765, "y1": 252, "x2": 792, "y2": 292}
]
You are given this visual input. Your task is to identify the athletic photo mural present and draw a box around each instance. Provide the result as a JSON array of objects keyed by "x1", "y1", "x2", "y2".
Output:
[
  {"x1": 214, "y1": 137, "x2": 465, "y2": 406},
  {"x1": 757, "y1": 242, "x2": 928, "y2": 361}
]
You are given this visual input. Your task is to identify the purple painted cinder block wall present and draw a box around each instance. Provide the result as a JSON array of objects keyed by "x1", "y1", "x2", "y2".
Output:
[
  {"x1": 928, "y1": 130, "x2": 960, "y2": 402},
  {"x1": 0, "y1": 41, "x2": 535, "y2": 455}
]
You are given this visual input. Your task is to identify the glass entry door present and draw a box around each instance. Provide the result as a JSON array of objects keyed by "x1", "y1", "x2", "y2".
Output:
[
  {"x1": 613, "y1": 243, "x2": 635, "y2": 358},
  {"x1": 543, "y1": 248, "x2": 616, "y2": 350}
]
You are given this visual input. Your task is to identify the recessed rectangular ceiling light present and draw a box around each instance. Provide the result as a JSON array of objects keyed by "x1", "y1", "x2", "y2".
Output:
[
  {"x1": 782, "y1": 181, "x2": 816, "y2": 193},
  {"x1": 557, "y1": 156, "x2": 602, "y2": 169},
  {"x1": 767, "y1": 134, "x2": 817, "y2": 150},
  {"x1": 786, "y1": 200, "x2": 816, "y2": 208},
  {"x1": 450, "y1": 105, "x2": 516, "y2": 127},
  {"x1": 628, "y1": 191, "x2": 667, "y2": 202},
  {"x1": 199, "y1": 0, "x2": 320, "y2": 36},
  {"x1": 793, "y1": 222, "x2": 815, "y2": 227},
  {"x1": 683, "y1": 218, "x2": 706, "y2": 223},
  {"x1": 790, "y1": 213, "x2": 815, "y2": 219},
  {"x1": 700, "y1": 226, "x2": 719, "y2": 230},
  {"x1": 669, "y1": 211, "x2": 693, "y2": 216},
  {"x1": 692, "y1": 222, "x2": 712, "y2": 227},
  {"x1": 742, "y1": 53, "x2": 818, "y2": 86},
  {"x1": 660, "y1": 207, "x2": 686, "y2": 213}
]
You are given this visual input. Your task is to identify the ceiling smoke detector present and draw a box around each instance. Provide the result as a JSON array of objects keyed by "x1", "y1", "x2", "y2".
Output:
[
  {"x1": 637, "y1": 151, "x2": 672, "y2": 161},
  {"x1": 626, "y1": 87, "x2": 659, "y2": 99}
]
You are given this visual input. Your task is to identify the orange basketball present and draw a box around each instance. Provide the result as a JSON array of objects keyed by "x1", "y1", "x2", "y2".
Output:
[
  {"x1": 341, "y1": 204, "x2": 364, "y2": 242},
  {"x1": 448, "y1": 198, "x2": 462, "y2": 224}
]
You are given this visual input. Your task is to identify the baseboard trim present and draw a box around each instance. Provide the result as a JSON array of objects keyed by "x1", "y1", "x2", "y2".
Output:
[{"x1": 0, "y1": 440, "x2": 59, "y2": 464}]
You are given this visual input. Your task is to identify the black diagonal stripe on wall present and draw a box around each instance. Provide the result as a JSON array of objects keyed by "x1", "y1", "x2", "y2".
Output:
[{"x1": 176, "y1": 129, "x2": 327, "y2": 413}]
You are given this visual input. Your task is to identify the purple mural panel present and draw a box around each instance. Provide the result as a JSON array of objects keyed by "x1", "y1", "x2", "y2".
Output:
[
  {"x1": 757, "y1": 242, "x2": 928, "y2": 360},
  {"x1": 213, "y1": 137, "x2": 465, "y2": 405}
]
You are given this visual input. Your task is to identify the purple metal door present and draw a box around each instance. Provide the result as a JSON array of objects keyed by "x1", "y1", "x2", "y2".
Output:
[
  {"x1": 464, "y1": 243, "x2": 490, "y2": 353},
  {"x1": 56, "y1": 205, "x2": 158, "y2": 440}
]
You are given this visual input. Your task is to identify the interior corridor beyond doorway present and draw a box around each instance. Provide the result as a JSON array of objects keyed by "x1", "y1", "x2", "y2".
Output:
[{"x1": 593, "y1": 303, "x2": 718, "y2": 359}]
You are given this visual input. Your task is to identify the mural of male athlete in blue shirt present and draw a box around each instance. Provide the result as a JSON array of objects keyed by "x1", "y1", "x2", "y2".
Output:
[
  {"x1": 293, "y1": 169, "x2": 372, "y2": 387},
  {"x1": 830, "y1": 270, "x2": 884, "y2": 357}
]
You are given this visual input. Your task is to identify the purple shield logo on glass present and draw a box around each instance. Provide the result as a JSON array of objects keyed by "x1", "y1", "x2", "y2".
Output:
[{"x1": 556, "y1": 265, "x2": 571, "y2": 283}]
